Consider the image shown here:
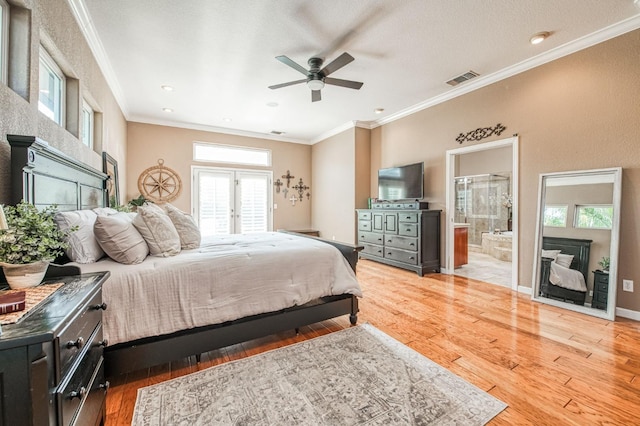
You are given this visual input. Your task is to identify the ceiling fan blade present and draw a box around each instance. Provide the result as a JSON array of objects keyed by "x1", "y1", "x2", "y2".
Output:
[
  {"x1": 320, "y1": 52, "x2": 354, "y2": 76},
  {"x1": 268, "y1": 79, "x2": 307, "y2": 90},
  {"x1": 324, "y1": 77, "x2": 363, "y2": 90},
  {"x1": 275, "y1": 55, "x2": 308, "y2": 76},
  {"x1": 311, "y1": 90, "x2": 321, "y2": 102}
]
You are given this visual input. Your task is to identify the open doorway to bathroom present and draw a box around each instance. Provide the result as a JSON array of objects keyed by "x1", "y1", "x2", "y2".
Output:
[{"x1": 445, "y1": 137, "x2": 519, "y2": 290}]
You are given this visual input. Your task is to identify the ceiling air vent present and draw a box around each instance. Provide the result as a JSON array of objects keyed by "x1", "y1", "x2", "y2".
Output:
[
  {"x1": 270, "y1": 130, "x2": 285, "y2": 135},
  {"x1": 446, "y1": 70, "x2": 480, "y2": 86}
]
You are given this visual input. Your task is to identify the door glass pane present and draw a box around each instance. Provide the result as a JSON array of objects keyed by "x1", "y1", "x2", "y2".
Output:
[
  {"x1": 238, "y1": 174, "x2": 268, "y2": 234},
  {"x1": 198, "y1": 172, "x2": 232, "y2": 236}
]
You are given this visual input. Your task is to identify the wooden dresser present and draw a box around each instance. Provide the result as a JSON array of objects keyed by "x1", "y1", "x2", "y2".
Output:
[
  {"x1": 0, "y1": 272, "x2": 110, "y2": 426},
  {"x1": 357, "y1": 205, "x2": 441, "y2": 276}
]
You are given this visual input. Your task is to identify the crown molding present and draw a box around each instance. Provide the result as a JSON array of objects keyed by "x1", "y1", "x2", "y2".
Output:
[
  {"x1": 67, "y1": 0, "x2": 129, "y2": 117},
  {"x1": 372, "y1": 13, "x2": 640, "y2": 129},
  {"x1": 128, "y1": 116, "x2": 308, "y2": 145}
]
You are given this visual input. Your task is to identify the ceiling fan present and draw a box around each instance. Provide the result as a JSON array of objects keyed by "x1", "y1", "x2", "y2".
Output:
[{"x1": 268, "y1": 52, "x2": 363, "y2": 102}]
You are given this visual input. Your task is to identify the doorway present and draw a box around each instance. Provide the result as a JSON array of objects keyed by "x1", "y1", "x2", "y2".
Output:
[
  {"x1": 445, "y1": 136, "x2": 519, "y2": 290},
  {"x1": 192, "y1": 167, "x2": 273, "y2": 236}
]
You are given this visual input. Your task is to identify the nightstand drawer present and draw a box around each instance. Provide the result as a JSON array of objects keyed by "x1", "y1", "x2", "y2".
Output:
[
  {"x1": 594, "y1": 274, "x2": 609, "y2": 285},
  {"x1": 384, "y1": 247, "x2": 418, "y2": 265},
  {"x1": 359, "y1": 232, "x2": 384, "y2": 245},
  {"x1": 594, "y1": 290, "x2": 608, "y2": 303},
  {"x1": 57, "y1": 289, "x2": 103, "y2": 379},
  {"x1": 398, "y1": 223, "x2": 418, "y2": 237},
  {"x1": 596, "y1": 281, "x2": 609, "y2": 293}
]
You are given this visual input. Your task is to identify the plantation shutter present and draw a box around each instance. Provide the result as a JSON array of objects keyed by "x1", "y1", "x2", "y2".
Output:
[
  {"x1": 238, "y1": 173, "x2": 269, "y2": 234},
  {"x1": 198, "y1": 171, "x2": 233, "y2": 236}
]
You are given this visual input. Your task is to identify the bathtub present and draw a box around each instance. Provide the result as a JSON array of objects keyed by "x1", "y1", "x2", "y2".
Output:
[{"x1": 481, "y1": 232, "x2": 512, "y2": 262}]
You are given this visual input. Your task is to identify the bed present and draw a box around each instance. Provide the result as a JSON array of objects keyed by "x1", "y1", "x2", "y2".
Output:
[
  {"x1": 539, "y1": 236, "x2": 592, "y2": 305},
  {"x1": 6, "y1": 135, "x2": 363, "y2": 377}
]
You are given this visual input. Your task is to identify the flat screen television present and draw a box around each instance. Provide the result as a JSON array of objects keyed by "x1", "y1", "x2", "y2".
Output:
[{"x1": 378, "y1": 162, "x2": 424, "y2": 201}]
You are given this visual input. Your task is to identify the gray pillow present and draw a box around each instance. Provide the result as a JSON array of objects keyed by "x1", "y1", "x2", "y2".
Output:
[
  {"x1": 54, "y1": 210, "x2": 104, "y2": 263},
  {"x1": 163, "y1": 203, "x2": 201, "y2": 249},
  {"x1": 132, "y1": 204, "x2": 181, "y2": 256},
  {"x1": 94, "y1": 212, "x2": 149, "y2": 264}
]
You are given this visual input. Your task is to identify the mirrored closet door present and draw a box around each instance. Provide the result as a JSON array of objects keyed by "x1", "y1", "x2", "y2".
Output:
[{"x1": 532, "y1": 167, "x2": 622, "y2": 320}]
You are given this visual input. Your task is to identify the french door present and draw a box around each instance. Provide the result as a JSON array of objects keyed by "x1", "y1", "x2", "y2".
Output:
[{"x1": 193, "y1": 167, "x2": 272, "y2": 236}]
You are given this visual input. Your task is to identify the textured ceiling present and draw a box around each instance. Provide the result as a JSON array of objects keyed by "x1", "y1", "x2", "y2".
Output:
[{"x1": 75, "y1": 0, "x2": 640, "y2": 143}]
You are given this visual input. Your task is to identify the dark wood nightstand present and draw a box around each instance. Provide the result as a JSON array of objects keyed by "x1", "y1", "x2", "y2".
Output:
[
  {"x1": 592, "y1": 270, "x2": 609, "y2": 310},
  {"x1": 0, "y1": 271, "x2": 110, "y2": 425}
]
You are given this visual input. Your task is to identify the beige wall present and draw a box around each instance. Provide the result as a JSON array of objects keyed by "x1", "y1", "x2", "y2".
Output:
[
  {"x1": 0, "y1": 0, "x2": 127, "y2": 204},
  {"x1": 127, "y1": 122, "x2": 312, "y2": 231},
  {"x1": 369, "y1": 29, "x2": 640, "y2": 312},
  {"x1": 457, "y1": 146, "x2": 512, "y2": 176},
  {"x1": 311, "y1": 128, "x2": 357, "y2": 243}
]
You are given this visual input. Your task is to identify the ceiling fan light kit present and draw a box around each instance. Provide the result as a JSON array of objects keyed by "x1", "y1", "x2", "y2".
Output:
[{"x1": 269, "y1": 52, "x2": 363, "y2": 102}]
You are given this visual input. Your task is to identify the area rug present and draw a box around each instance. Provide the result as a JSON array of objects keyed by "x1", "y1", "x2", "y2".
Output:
[{"x1": 132, "y1": 324, "x2": 506, "y2": 425}]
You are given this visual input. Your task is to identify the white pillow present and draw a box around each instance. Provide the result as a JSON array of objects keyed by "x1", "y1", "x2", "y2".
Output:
[
  {"x1": 94, "y1": 212, "x2": 149, "y2": 264},
  {"x1": 541, "y1": 249, "x2": 562, "y2": 261},
  {"x1": 162, "y1": 203, "x2": 201, "y2": 249},
  {"x1": 555, "y1": 253, "x2": 574, "y2": 269},
  {"x1": 54, "y1": 210, "x2": 104, "y2": 263},
  {"x1": 133, "y1": 204, "x2": 181, "y2": 257},
  {"x1": 93, "y1": 207, "x2": 119, "y2": 216}
]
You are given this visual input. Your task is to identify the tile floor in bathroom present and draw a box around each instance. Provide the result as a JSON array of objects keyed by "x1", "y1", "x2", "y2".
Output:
[{"x1": 454, "y1": 251, "x2": 513, "y2": 287}]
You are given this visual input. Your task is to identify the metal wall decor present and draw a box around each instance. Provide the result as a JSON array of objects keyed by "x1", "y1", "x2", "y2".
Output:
[
  {"x1": 456, "y1": 123, "x2": 506, "y2": 144},
  {"x1": 281, "y1": 170, "x2": 295, "y2": 187},
  {"x1": 276, "y1": 171, "x2": 311, "y2": 206},
  {"x1": 137, "y1": 159, "x2": 183, "y2": 203},
  {"x1": 274, "y1": 178, "x2": 283, "y2": 193},
  {"x1": 293, "y1": 178, "x2": 310, "y2": 202}
]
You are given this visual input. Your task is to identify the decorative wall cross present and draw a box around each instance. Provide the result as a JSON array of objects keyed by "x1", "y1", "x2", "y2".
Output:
[
  {"x1": 282, "y1": 170, "x2": 295, "y2": 187},
  {"x1": 293, "y1": 178, "x2": 310, "y2": 202},
  {"x1": 274, "y1": 178, "x2": 283, "y2": 193}
]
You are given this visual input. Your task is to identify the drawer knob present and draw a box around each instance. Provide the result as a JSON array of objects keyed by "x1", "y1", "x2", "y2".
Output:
[
  {"x1": 99, "y1": 381, "x2": 110, "y2": 391},
  {"x1": 97, "y1": 339, "x2": 109, "y2": 348},
  {"x1": 93, "y1": 302, "x2": 108, "y2": 311},
  {"x1": 410, "y1": 243, "x2": 415, "y2": 246},
  {"x1": 69, "y1": 386, "x2": 87, "y2": 400},
  {"x1": 66, "y1": 337, "x2": 85, "y2": 349}
]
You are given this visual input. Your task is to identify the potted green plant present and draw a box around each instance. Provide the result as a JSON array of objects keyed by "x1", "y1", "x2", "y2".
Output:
[
  {"x1": 598, "y1": 256, "x2": 610, "y2": 273},
  {"x1": 0, "y1": 202, "x2": 72, "y2": 289}
]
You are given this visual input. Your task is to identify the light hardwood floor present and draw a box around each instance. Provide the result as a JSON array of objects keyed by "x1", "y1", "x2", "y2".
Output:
[{"x1": 105, "y1": 259, "x2": 640, "y2": 425}]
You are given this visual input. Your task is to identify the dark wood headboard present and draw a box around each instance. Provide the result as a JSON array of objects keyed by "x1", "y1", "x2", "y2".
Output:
[
  {"x1": 542, "y1": 236, "x2": 592, "y2": 280},
  {"x1": 7, "y1": 135, "x2": 108, "y2": 211}
]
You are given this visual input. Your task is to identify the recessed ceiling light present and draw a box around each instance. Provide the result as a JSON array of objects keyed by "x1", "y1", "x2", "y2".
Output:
[
  {"x1": 223, "y1": 117, "x2": 232, "y2": 123},
  {"x1": 266, "y1": 102, "x2": 279, "y2": 108},
  {"x1": 162, "y1": 107, "x2": 173, "y2": 113},
  {"x1": 374, "y1": 108, "x2": 384, "y2": 114},
  {"x1": 161, "y1": 85, "x2": 174, "y2": 91},
  {"x1": 530, "y1": 31, "x2": 550, "y2": 45}
]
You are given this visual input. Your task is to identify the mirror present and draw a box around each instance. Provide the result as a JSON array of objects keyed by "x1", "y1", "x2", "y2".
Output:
[{"x1": 532, "y1": 167, "x2": 621, "y2": 320}]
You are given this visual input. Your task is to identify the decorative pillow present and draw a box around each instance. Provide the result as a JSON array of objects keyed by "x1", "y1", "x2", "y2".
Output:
[
  {"x1": 94, "y1": 212, "x2": 149, "y2": 264},
  {"x1": 541, "y1": 249, "x2": 561, "y2": 260},
  {"x1": 132, "y1": 204, "x2": 181, "y2": 256},
  {"x1": 162, "y1": 203, "x2": 201, "y2": 249},
  {"x1": 54, "y1": 210, "x2": 104, "y2": 263},
  {"x1": 555, "y1": 253, "x2": 574, "y2": 268},
  {"x1": 93, "y1": 207, "x2": 119, "y2": 216}
]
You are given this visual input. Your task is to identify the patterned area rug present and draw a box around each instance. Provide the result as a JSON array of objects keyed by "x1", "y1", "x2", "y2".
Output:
[{"x1": 132, "y1": 324, "x2": 506, "y2": 425}]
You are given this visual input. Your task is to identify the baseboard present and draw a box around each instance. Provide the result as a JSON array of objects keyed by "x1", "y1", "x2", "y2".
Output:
[
  {"x1": 517, "y1": 286, "x2": 532, "y2": 295},
  {"x1": 616, "y1": 307, "x2": 640, "y2": 321}
]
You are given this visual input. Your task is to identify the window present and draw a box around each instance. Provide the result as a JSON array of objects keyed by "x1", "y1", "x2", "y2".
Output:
[
  {"x1": 0, "y1": 0, "x2": 8, "y2": 84},
  {"x1": 193, "y1": 142, "x2": 271, "y2": 166},
  {"x1": 81, "y1": 100, "x2": 94, "y2": 148},
  {"x1": 543, "y1": 205, "x2": 567, "y2": 227},
  {"x1": 38, "y1": 47, "x2": 65, "y2": 125},
  {"x1": 574, "y1": 205, "x2": 613, "y2": 229}
]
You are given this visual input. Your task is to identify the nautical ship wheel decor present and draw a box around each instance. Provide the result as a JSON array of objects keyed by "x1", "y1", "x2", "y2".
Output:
[{"x1": 137, "y1": 159, "x2": 182, "y2": 203}]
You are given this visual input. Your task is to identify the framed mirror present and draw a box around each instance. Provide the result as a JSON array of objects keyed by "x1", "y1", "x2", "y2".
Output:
[{"x1": 532, "y1": 167, "x2": 622, "y2": 320}]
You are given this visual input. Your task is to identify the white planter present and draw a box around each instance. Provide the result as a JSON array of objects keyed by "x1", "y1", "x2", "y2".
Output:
[{"x1": 0, "y1": 260, "x2": 50, "y2": 289}]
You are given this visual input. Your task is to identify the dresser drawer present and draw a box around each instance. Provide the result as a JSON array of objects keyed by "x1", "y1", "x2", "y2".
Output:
[
  {"x1": 361, "y1": 243, "x2": 384, "y2": 257},
  {"x1": 596, "y1": 281, "x2": 609, "y2": 293},
  {"x1": 358, "y1": 211, "x2": 372, "y2": 220},
  {"x1": 594, "y1": 274, "x2": 609, "y2": 285},
  {"x1": 398, "y1": 223, "x2": 418, "y2": 237},
  {"x1": 385, "y1": 235, "x2": 418, "y2": 251},
  {"x1": 57, "y1": 325, "x2": 105, "y2": 426},
  {"x1": 57, "y1": 289, "x2": 103, "y2": 379},
  {"x1": 398, "y1": 212, "x2": 418, "y2": 223},
  {"x1": 594, "y1": 290, "x2": 608, "y2": 303},
  {"x1": 358, "y1": 220, "x2": 372, "y2": 232},
  {"x1": 384, "y1": 247, "x2": 418, "y2": 265},
  {"x1": 359, "y1": 231, "x2": 384, "y2": 245}
]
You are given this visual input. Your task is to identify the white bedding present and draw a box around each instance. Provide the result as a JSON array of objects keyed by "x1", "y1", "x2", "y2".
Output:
[
  {"x1": 549, "y1": 261, "x2": 587, "y2": 292},
  {"x1": 74, "y1": 232, "x2": 362, "y2": 345}
]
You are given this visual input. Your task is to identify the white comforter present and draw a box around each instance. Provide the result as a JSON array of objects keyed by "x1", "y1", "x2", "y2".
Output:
[
  {"x1": 549, "y1": 261, "x2": 587, "y2": 292},
  {"x1": 75, "y1": 232, "x2": 362, "y2": 345}
]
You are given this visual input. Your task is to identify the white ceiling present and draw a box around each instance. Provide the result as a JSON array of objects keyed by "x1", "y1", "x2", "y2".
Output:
[{"x1": 72, "y1": 0, "x2": 640, "y2": 144}]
